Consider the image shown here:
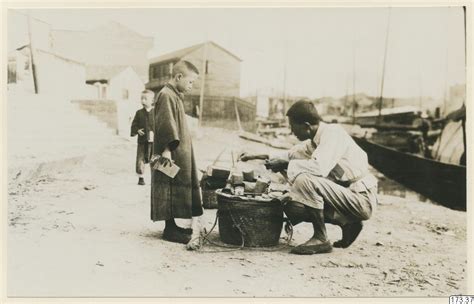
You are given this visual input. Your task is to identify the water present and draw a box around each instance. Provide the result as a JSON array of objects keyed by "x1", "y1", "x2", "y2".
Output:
[{"x1": 370, "y1": 166, "x2": 436, "y2": 205}]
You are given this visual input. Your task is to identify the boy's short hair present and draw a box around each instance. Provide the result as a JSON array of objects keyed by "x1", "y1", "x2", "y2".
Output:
[
  {"x1": 141, "y1": 89, "x2": 155, "y2": 96},
  {"x1": 286, "y1": 100, "x2": 321, "y2": 125},
  {"x1": 172, "y1": 60, "x2": 200, "y2": 77}
]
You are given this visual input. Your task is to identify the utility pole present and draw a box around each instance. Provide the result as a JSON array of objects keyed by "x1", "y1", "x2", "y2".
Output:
[
  {"x1": 198, "y1": 41, "x2": 208, "y2": 128},
  {"x1": 27, "y1": 12, "x2": 39, "y2": 94}
]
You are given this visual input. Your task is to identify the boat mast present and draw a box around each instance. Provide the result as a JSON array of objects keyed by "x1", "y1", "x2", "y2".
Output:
[
  {"x1": 377, "y1": 8, "x2": 392, "y2": 124},
  {"x1": 461, "y1": 6, "x2": 467, "y2": 164},
  {"x1": 282, "y1": 41, "x2": 288, "y2": 121},
  {"x1": 198, "y1": 40, "x2": 208, "y2": 128},
  {"x1": 352, "y1": 42, "x2": 357, "y2": 124},
  {"x1": 443, "y1": 42, "x2": 450, "y2": 116},
  {"x1": 418, "y1": 70, "x2": 423, "y2": 111}
]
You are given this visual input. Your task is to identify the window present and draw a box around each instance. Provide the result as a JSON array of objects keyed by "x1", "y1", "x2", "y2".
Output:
[
  {"x1": 151, "y1": 63, "x2": 175, "y2": 81},
  {"x1": 122, "y1": 89, "x2": 129, "y2": 100},
  {"x1": 160, "y1": 65, "x2": 166, "y2": 80},
  {"x1": 205, "y1": 60, "x2": 209, "y2": 74},
  {"x1": 101, "y1": 86, "x2": 107, "y2": 99},
  {"x1": 151, "y1": 65, "x2": 160, "y2": 80},
  {"x1": 8, "y1": 62, "x2": 17, "y2": 84}
]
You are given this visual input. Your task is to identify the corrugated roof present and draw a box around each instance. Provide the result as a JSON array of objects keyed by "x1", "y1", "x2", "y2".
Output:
[{"x1": 149, "y1": 41, "x2": 242, "y2": 64}]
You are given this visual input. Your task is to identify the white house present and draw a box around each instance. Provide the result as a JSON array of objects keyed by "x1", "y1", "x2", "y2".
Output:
[
  {"x1": 85, "y1": 66, "x2": 144, "y2": 101},
  {"x1": 85, "y1": 66, "x2": 145, "y2": 138}
]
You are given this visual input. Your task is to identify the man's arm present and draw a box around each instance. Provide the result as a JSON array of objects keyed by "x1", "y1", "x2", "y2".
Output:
[
  {"x1": 287, "y1": 126, "x2": 349, "y2": 183},
  {"x1": 239, "y1": 151, "x2": 290, "y2": 173},
  {"x1": 239, "y1": 153, "x2": 269, "y2": 161}
]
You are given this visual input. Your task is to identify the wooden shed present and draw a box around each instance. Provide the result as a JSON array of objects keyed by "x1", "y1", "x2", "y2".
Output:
[{"x1": 146, "y1": 41, "x2": 241, "y2": 97}]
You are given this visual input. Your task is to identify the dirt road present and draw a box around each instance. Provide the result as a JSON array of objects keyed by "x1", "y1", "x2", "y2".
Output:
[{"x1": 7, "y1": 127, "x2": 467, "y2": 297}]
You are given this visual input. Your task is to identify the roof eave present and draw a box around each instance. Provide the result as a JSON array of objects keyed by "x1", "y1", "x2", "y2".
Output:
[{"x1": 149, "y1": 57, "x2": 180, "y2": 65}]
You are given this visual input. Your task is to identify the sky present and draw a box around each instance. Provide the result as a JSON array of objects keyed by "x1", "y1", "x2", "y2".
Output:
[{"x1": 12, "y1": 7, "x2": 467, "y2": 99}]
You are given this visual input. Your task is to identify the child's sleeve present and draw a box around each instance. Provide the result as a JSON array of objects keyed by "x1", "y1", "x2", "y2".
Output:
[
  {"x1": 130, "y1": 111, "x2": 140, "y2": 137},
  {"x1": 153, "y1": 93, "x2": 180, "y2": 154}
]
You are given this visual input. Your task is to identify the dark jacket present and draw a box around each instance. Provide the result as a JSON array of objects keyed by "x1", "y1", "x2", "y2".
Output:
[{"x1": 131, "y1": 108, "x2": 155, "y2": 144}]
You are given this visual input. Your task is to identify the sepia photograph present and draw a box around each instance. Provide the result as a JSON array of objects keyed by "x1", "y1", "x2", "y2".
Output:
[{"x1": 3, "y1": 3, "x2": 470, "y2": 300}]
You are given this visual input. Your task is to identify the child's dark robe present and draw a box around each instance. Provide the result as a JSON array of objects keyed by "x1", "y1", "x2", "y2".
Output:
[
  {"x1": 130, "y1": 108, "x2": 154, "y2": 174},
  {"x1": 151, "y1": 83, "x2": 203, "y2": 221}
]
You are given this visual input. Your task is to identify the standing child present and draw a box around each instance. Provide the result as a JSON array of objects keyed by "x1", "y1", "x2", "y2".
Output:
[
  {"x1": 130, "y1": 90, "x2": 155, "y2": 185},
  {"x1": 150, "y1": 60, "x2": 203, "y2": 246}
]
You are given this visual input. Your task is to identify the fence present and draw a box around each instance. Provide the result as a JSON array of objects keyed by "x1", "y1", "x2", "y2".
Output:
[
  {"x1": 72, "y1": 95, "x2": 257, "y2": 138},
  {"x1": 71, "y1": 100, "x2": 120, "y2": 134},
  {"x1": 184, "y1": 95, "x2": 257, "y2": 132}
]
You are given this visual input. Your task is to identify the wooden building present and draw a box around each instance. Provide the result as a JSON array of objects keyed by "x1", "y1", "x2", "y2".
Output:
[
  {"x1": 146, "y1": 41, "x2": 256, "y2": 131},
  {"x1": 146, "y1": 41, "x2": 241, "y2": 97}
]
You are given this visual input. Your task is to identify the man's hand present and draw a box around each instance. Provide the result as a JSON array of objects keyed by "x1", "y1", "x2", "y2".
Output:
[
  {"x1": 239, "y1": 152, "x2": 252, "y2": 162},
  {"x1": 150, "y1": 154, "x2": 160, "y2": 165},
  {"x1": 137, "y1": 128, "x2": 145, "y2": 136},
  {"x1": 238, "y1": 153, "x2": 269, "y2": 162},
  {"x1": 264, "y1": 158, "x2": 289, "y2": 173},
  {"x1": 159, "y1": 149, "x2": 172, "y2": 167}
]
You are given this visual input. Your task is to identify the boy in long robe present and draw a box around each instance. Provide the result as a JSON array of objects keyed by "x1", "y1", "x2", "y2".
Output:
[{"x1": 150, "y1": 60, "x2": 203, "y2": 245}]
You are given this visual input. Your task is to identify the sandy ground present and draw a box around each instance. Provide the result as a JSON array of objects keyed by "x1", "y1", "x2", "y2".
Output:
[{"x1": 7, "y1": 127, "x2": 467, "y2": 297}]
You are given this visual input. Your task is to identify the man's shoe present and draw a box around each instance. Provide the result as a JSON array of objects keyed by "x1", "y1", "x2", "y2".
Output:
[
  {"x1": 290, "y1": 240, "x2": 333, "y2": 255},
  {"x1": 163, "y1": 227, "x2": 192, "y2": 244},
  {"x1": 333, "y1": 222, "x2": 363, "y2": 248},
  {"x1": 176, "y1": 226, "x2": 193, "y2": 235},
  {"x1": 138, "y1": 177, "x2": 145, "y2": 185}
]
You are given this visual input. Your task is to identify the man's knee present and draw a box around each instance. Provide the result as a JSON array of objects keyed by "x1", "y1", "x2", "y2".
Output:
[
  {"x1": 358, "y1": 209, "x2": 372, "y2": 221},
  {"x1": 292, "y1": 173, "x2": 328, "y2": 193},
  {"x1": 292, "y1": 173, "x2": 313, "y2": 191},
  {"x1": 283, "y1": 201, "x2": 311, "y2": 224}
]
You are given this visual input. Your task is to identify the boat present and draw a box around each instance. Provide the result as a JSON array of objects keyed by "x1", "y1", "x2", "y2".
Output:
[
  {"x1": 351, "y1": 8, "x2": 467, "y2": 211},
  {"x1": 353, "y1": 136, "x2": 466, "y2": 211},
  {"x1": 353, "y1": 105, "x2": 422, "y2": 129}
]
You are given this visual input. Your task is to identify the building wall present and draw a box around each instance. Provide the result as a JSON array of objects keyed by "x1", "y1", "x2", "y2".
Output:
[
  {"x1": 7, "y1": 51, "x2": 32, "y2": 87},
  {"x1": 108, "y1": 67, "x2": 145, "y2": 138},
  {"x1": 33, "y1": 49, "x2": 87, "y2": 99},
  {"x1": 108, "y1": 67, "x2": 145, "y2": 103},
  {"x1": 182, "y1": 44, "x2": 240, "y2": 97},
  {"x1": 147, "y1": 43, "x2": 241, "y2": 98},
  {"x1": 51, "y1": 22, "x2": 153, "y2": 82}
]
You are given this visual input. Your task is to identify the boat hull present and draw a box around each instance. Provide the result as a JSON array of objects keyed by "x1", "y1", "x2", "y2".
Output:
[{"x1": 353, "y1": 137, "x2": 466, "y2": 211}]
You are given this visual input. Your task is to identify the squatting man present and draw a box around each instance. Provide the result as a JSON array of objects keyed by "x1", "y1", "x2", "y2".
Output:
[{"x1": 240, "y1": 100, "x2": 378, "y2": 255}]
